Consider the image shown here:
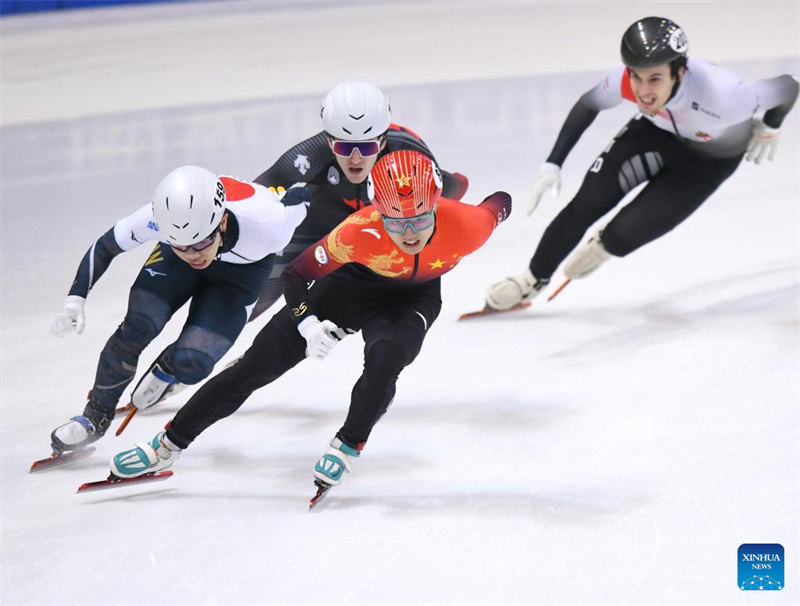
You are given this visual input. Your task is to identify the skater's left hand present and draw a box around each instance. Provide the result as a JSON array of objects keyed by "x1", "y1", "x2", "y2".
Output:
[
  {"x1": 280, "y1": 184, "x2": 311, "y2": 207},
  {"x1": 746, "y1": 118, "x2": 781, "y2": 164}
]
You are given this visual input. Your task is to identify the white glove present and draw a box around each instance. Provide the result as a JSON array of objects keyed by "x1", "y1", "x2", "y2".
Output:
[
  {"x1": 527, "y1": 163, "x2": 561, "y2": 216},
  {"x1": 745, "y1": 118, "x2": 781, "y2": 164},
  {"x1": 50, "y1": 295, "x2": 86, "y2": 336},
  {"x1": 297, "y1": 315, "x2": 344, "y2": 361}
]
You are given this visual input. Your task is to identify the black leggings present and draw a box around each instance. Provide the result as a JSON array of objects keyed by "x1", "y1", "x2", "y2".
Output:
[
  {"x1": 167, "y1": 274, "x2": 442, "y2": 451},
  {"x1": 530, "y1": 116, "x2": 742, "y2": 279}
]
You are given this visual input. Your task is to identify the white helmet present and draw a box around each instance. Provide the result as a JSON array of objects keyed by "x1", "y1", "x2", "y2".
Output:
[
  {"x1": 152, "y1": 166, "x2": 226, "y2": 246},
  {"x1": 320, "y1": 81, "x2": 391, "y2": 140}
]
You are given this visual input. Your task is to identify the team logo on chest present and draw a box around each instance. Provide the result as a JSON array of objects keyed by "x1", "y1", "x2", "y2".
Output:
[
  {"x1": 145, "y1": 246, "x2": 164, "y2": 267},
  {"x1": 327, "y1": 166, "x2": 340, "y2": 185},
  {"x1": 294, "y1": 155, "x2": 310, "y2": 175},
  {"x1": 690, "y1": 102, "x2": 722, "y2": 120}
]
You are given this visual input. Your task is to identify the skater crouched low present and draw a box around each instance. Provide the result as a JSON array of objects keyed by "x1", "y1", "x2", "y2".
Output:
[
  {"x1": 485, "y1": 16, "x2": 798, "y2": 309},
  {"x1": 109, "y1": 150, "x2": 511, "y2": 499},
  {"x1": 47, "y1": 166, "x2": 309, "y2": 457}
]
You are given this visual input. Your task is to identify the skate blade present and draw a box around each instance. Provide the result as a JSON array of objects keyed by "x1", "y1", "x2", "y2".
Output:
[
  {"x1": 547, "y1": 278, "x2": 571, "y2": 301},
  {"x1": 76, "y1": 470, "x2": 174, "y2": 493},
  {"x1": 29, "y1": 447, "x2": 96, "y2": 472},
  {"x1": 457, "y1": 301, "x2": 531, "y2": 321},
  {"x1": 114, "y1": 402, "x2": 134, "y2": 416},
  {"x1": 114, "y1": 405, "x2": 139, "y2": 436},
  {"x1": 309, "y1": 481, "x2": 333, "y2": 510}
]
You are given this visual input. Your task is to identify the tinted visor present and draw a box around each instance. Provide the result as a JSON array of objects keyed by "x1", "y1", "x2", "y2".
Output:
[{"x1": 331, "y1": 140, "x2": 381, "y2": 158}]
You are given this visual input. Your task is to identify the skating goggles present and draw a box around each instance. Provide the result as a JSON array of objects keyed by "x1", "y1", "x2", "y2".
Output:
[
  {"x1": 331, "y1": 138, "x2": 382, "y2": 158},
  {"x1": 381, "y1": 210, "x2": 436, "y2": 234},
  {"x1": 170, "y1": 228, "x2": 219, "y2": 253}
]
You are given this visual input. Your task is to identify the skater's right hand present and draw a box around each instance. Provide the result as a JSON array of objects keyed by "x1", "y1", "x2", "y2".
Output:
[
  {"x1": 51, "y1": 295, "x2": 86, "y2": 337},
  {"x1": 527, "y1": 163, "x2": 561, "y2": 216},
  {"x1": 297, "y1": 315, "x2": 343, "y2": 361}
]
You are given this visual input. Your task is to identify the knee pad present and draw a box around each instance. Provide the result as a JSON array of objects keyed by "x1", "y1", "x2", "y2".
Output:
[
  {"x1": 165, "y1": 325, "x2": 233, "y2": 385},
  {"x1": 170, "y1": 347, "x2": 215, "y2": 385},
  {"x1": 94, "y1": 311, "x2": 160, "y2": 405},
  {"x1": 119, "y1": 311, "x2": 159, "y2": 351}
]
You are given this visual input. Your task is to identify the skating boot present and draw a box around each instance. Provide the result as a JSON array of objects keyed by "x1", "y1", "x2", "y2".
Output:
[
  {"x1": 313, "y1": 436, "x2": 362, "y2": 487},
  {"x1": 50, "y1": 400, "x2": 113, "y2": 453},
  {"x1": 110, "y1": 431, "x2": 181, "y2": 479},
  {"x1": 130, "y1": 362, "x2": 185, "y2": 411},
  {"x1": 563, "y1": 232, "x2": 612, "y2": 279},
  {"x1": 485, "y1": 268, "x2": 549, "y2": 311}
]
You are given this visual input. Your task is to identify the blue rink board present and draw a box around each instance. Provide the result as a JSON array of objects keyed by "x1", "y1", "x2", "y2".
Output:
[{"x1": 0, "y1": 0, "x2": 176, "y2": 16}]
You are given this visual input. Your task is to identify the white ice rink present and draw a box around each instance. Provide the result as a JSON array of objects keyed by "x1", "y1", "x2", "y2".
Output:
[{"x1": 1, "y1": 1, "x2": 799, "y2": 604}]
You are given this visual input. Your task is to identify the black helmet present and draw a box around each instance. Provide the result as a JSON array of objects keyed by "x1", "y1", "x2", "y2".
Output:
[{"x1": 621, "y1": 17, "x2": 688, "y2": 68}]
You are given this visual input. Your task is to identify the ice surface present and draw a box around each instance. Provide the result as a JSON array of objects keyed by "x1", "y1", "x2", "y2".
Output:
[{"x1": 1, "y1": 1, "x2": 798, "y2": 604}]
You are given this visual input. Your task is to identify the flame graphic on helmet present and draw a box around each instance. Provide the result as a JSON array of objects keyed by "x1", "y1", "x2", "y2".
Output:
[{"x1": 369, "y1": 150, "x2": 442, "y2": 218}]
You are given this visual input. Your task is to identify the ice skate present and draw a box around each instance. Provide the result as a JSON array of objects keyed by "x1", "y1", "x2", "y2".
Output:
[
  {"x1": 115, "y1": 381, "x2": 186, "y2": 415},
  {"x1": 50, "y1": 401, "x2": 112, "y2": 454},
  {"x1": 309, "y1": 438, "x2": 364, "y2": 509},
  {"x1": 35, "y1": 407, "x2": 111, "y2": 471},
  {"x1": 563, "y1": 232, "x2": 611, "y2": 279},
  {"x1": 130, "y1": 362, "x2": 184, "y2": 411},
  {"x1": 313, "y1": 436, "x2": 361, "y2": 487},
  {"x1": 110, "y1": 431, "x2": 181, "y2": 479},
  {"x1": 76, "y1": 470, "x2": 174, "y2": 493},
  {"x1": 485, "y1": 269, "x2": 549, "y2": 311},
  {"x1": 29, "y1": 444, "x2": 97, "y2": 472},
  {"x1": 115, "y1": 363, "x2": 186, "y2": 436}
]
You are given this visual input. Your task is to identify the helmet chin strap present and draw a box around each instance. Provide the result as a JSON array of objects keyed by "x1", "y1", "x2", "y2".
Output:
[
  {"x1": 214, "y1": 235, "x2": 225, "y2": 261},
  {"x1": 667, "y1": 81, "x2": 681, "y2": 103},
  {"x1": 214, "y1": 211, "x2": 229, "y2": 260},
  {"x1": 667, "y1": 64, "x2": 687, "y2": 103}
]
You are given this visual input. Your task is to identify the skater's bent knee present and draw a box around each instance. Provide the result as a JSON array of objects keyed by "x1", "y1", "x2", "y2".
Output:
[{"x1": 170, "y1": 348, "x2": 215, "y2": 385}]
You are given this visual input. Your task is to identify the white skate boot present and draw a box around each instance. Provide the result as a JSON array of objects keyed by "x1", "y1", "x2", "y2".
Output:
[
  {"x1": 130, "y1": 362, "x2": 185, "y2": 411},
  {"x1": 563, "y1": 232, "x2": 612, "y2": 279},
  {"x1": 485, "y1": 268, "x2": 549, "y2": 311},
  {"x1": 110, "y1": 431, "x2": 181, "y2": 478},
  {"x1": 50, "y1": 402, "x2": 113, "y2": 453},
  {"x1": 313, "y1": 437, "x2": 362, "y2": 487}
]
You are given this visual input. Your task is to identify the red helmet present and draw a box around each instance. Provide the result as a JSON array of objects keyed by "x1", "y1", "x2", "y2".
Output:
[{"x1": 368, "y1": 150, "x2": 443, "y2": 218}]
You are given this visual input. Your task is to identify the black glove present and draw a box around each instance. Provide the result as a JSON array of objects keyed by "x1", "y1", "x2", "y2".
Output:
[{"x1": 281, "y1": 185, "x2": 311, "y2": 207}]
